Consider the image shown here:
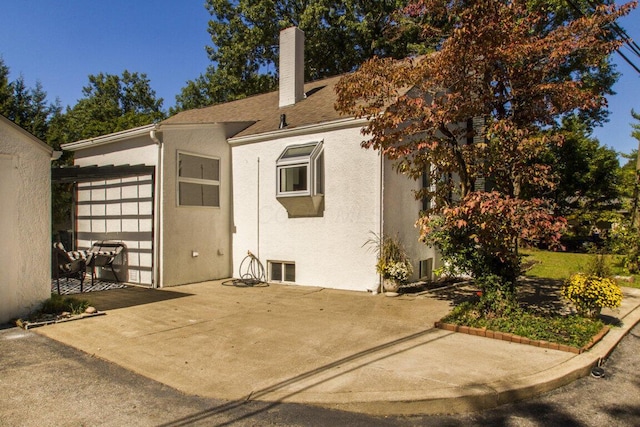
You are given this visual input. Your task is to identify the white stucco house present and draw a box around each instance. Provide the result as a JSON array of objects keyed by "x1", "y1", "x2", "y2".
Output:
[
  {"x1": 0, "y1": 114, "x2": 53, "y2": 324},
  {"x1": 57, "y1": 27, "x2": 438, "y2": 292}
]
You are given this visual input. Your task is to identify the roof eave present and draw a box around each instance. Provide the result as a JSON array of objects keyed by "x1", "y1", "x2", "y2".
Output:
[
  {"x1": 228, "y1": 116, "x2": 367, "y2": 146},
  {"x1": 61, "y1": 124, "x2": 158, "y2": 152}
]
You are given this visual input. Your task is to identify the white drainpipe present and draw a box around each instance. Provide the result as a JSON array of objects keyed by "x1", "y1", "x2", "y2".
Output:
[
  {"x1": 377, "y1": 150, "x2": 385, "y2": 294},
  {"x1": 150, "y1": 126, "x2": 163, "y2": 288}
]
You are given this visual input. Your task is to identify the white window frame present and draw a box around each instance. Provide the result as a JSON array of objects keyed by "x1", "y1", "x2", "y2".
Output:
[
  {"x1": 276, "y1": 142, "x2": 323, "y2": 198},
  {"x1": 268, "y1": 260, "x2": 296, "y2": 282},
  {"x1": 176, "y1": 151, "x2": 221, "y2": 208}
]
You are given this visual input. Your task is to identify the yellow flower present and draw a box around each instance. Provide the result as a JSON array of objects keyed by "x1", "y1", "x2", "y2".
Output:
[{"x1": 562, "y1": 273, "x2": 623, "y2": 318}]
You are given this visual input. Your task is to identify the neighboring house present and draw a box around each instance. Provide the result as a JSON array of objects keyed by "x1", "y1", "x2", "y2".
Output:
[
  {"x1": 57, "y1": 27, "x2": 438, "y2": 291},
  {"x1": 0, "y1": 114, "x2": 52, "y2": 324}
]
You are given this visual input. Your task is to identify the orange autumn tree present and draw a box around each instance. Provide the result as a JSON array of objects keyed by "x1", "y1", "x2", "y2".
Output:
[{"x1": 336, "y1": 0, "x2": 635, "y2": 294}]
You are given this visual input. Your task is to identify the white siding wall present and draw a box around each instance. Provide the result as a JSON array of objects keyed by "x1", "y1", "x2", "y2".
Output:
[
  {"x1": 382, "y1": 159, "x2": 439, "y2": 281},
  {"x1": 0, "y1": 120, "x2": 51, "y2": 323},
  {"x1": 232, "y1": 127, "x2": 381, "y2": 291}
]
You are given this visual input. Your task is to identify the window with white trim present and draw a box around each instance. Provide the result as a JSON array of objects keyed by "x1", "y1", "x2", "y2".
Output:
[
  {"x1": 177, "y1": 152, "x2": 220, "y2": 207},
  {"x1": 276, "y1": 142, "x2": 323, "y2": 197},
  {"x1": 269, "y1": 261, "x2": 295, "y2": 282}
]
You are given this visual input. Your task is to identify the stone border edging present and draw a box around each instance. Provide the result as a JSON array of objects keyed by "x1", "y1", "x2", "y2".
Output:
[
  {"x1": 16, "y1": 311, "x2": 106, "y2": 330},
  {"x1": 434, "y1": 321, "x2": 610, "y2": 354}
]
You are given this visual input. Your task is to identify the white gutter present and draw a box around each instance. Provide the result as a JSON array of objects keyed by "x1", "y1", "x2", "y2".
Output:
[
  {"x1": 61, "y1": 124, "x2": 157, "y2": 151},
  {"x1": 150, "y1": 126, "x2": 163, "y2": 289},
  {"x1": 228, "y1": 116, "x2": 368, "y2": 146}
]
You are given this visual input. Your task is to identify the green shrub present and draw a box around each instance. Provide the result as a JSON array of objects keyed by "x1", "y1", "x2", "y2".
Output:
[
  {"x1": 585, "y1": 251, "x2": 612, "y2": 278},
  {"x1": 608, "y1": 223, "x2": 640, "y2": 274},
  {"x1": 475, "y1": 274, "x2": 518, "y2": 317},
  {"x1": 39, "y1": 293, "x2": 90, "y2": 316},
  {"x1": 442, "y1": 302, "x2": 605, "y2": 348}
]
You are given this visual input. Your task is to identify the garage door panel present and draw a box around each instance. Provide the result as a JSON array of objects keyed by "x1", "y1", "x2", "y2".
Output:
[
  {"x1": 106, "y1": 219, "x2": 121, "y2": 233},
  {"x1": 106, "y1": 203, "x2": 121, "y2": 216},
  {"x1": 121, "y1": 202, "x2": 138, "y2": 215},
  {"x1": 91, "y1": 204, "x2": 106, "y2": 216},
  {"x1": 75, "y1": 176, "x2": 154, "y2": 286}
]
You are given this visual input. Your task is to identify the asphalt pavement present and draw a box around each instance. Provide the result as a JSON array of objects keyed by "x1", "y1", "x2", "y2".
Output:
[{"x1": 1, "y1": 322, "x2": 638, "y2": 426}]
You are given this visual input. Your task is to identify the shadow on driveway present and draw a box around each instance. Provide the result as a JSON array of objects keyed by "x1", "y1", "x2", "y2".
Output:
[{"x1": 80, "y1": 286, "x2": 194, "y2": 311}]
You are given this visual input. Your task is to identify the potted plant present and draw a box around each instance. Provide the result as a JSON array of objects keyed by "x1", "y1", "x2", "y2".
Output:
[{"x1": 365, "y1": 233, "x2": 413, "y2": 294}]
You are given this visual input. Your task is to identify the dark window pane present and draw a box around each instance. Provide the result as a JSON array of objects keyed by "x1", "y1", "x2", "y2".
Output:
[
  {"x1": 281, "y1": 144, "x2": 317, "y2": 159},
  {"x1": 279, "y1": 166, "x2": 307, "y2": 192},
  {"x1": 179, "y1": 183, "x2": 219, "y2": 207},
  {"x1": 315, "y1": 153, "x2": 324, "y2": 194},
  {"x1": 284, "y1": 263, "x2": 295, "y2": 282},
  {"x1": 271, "y1": 262, "x2": 283, "y2": 281},
  {"x1": 179, "y1": 154, "x2": 219, "y2": 181}
]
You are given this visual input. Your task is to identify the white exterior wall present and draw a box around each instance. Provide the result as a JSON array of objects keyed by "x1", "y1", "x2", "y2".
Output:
[
  {"x1": 161, "y1": 125, "x2": 232, "y2": 286},
  {"x1": 383, "y1": 160, "x2": 439, "y2": 281},
  {"x1": 72, "y1": 135, "x2": 158, "y2": 168},
  {"x1": 0, "y1": 119, "x2": 51, "y2": 323},
  {"x1": 232, "y1": 126, "x2": 381, "y2": 291}
]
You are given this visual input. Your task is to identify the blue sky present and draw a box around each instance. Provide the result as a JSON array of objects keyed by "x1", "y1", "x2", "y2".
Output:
[{"x1": 1, "y1": 1, "x2": 639, "y2": 157}]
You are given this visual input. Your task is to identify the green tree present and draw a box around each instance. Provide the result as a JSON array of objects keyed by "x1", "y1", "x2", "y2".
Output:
[
  {"x1": 61, "y1": 70, "x2": 166, "y2": 142},
  {"x1": 626, "y1": 109, "x2": 640, "y2": 224},
  {"x1": 336, "y1": 0, "x2": 634, "y2": 294},
  {"x1": 619, "y1": 149, "x2": 638, "y2": 200},
  {"x1": 46, "y1": 71, "x2": 165, "y2": 236},
  {"x1": 172, "y1": 0, "x2": 416, "y2": 113},
  {"x1": 545, "y1": 115, "x2": 622, "y2": 246},
  {"x1": 0, "y1": 58, "x2": 12, "y2": 115},
  {"x1": 0, "y1": 58, "x2": 56, "y2": 141}
]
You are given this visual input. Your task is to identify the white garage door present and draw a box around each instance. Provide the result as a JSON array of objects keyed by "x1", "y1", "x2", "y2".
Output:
[{"x1": 76, "y1": 174, "x2": 154, "y2": 286}]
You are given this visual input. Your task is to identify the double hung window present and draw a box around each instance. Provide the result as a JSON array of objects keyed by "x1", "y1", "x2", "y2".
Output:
[{"x1": 177, "y1": 152, "x2": 220, "y2": 207}]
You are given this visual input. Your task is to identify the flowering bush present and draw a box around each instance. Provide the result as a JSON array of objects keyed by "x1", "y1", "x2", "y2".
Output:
[
  {"x1": 365, "y1": 232, "x2": 413, "y2": 286},
  {"x1": 385, "y1": 261, "x2": 413, "y2": 283},
  {"x1": 562, "y1": 273, "x2": 623, "y2": 318}
]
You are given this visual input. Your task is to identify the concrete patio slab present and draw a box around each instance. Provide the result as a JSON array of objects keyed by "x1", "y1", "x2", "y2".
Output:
[{"x1": 33, "y1": 281, "x2": 640, "y2": 415}]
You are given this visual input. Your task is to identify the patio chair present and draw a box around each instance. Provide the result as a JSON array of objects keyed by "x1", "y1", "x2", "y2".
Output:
[
  {"x1": 52, "y1": 243, "x2": 87, "y2": 294},
  {"x1": 87, "y1": 241, "x2": 125, "y2": 286}
]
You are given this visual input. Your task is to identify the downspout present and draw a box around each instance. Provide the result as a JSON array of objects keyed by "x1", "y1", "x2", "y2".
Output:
[
  {"x1": 257, "y1": 157, "x2": 260, "y2": 260},
  {"x1": 150, "y1": 126, "x2": 163, "y2": 288},
  {"x1": 378, "y1": 151, "x2": 384, "y2": 294}
]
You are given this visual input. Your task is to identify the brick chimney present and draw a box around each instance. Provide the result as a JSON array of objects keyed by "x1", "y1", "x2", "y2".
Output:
[{"x1": 279, "y1": 27, "x2": 305, "y2": 108}]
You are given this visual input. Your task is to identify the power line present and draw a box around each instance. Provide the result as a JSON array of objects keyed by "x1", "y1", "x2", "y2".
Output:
[
  {"x1": 617, "y1": 47, "x2": 640, "y2": 74},
  {"x1": 568, "y1": 0, "x2": 640, "y2": 75},
  {"x1": 586, "y1": 0, "x2": 640, "y2": 57}
]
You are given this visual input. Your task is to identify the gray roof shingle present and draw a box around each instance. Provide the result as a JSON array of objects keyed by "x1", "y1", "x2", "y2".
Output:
[{"x1": 162, "y1": 75, "x2": 346, "y2": 138}]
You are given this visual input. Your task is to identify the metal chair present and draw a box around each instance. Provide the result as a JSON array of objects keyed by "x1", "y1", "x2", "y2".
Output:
[{"x1": 52, "y1": 243, "x2": 87, "y2": 294}]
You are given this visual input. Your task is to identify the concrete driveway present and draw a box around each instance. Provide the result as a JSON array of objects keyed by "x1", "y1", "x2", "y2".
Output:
[{"x1": 33, "y1": 280, "x2": 640, "y2": 415}]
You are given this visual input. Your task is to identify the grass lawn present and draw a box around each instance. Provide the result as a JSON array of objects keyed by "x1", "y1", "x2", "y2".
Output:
[{"x1": 522, "y1": 249, "x2": 640, "y2": 289}]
